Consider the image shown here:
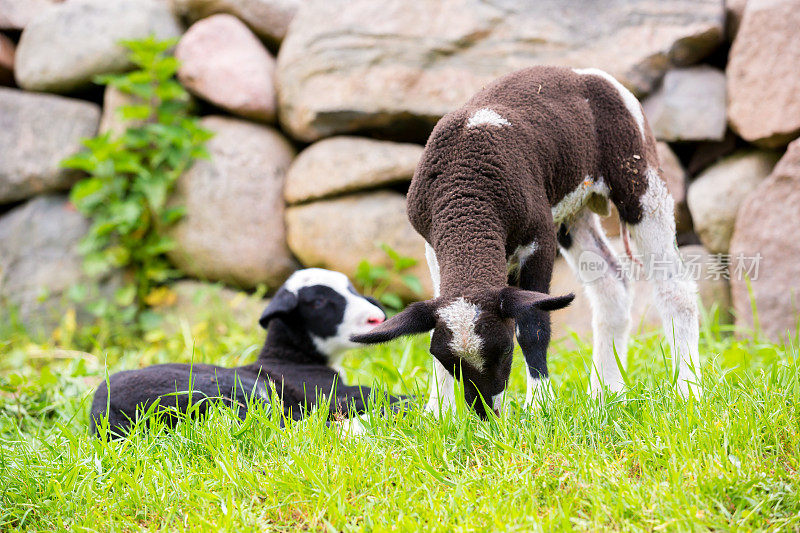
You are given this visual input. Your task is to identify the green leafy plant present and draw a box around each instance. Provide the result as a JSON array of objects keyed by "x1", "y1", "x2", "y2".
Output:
[
  {"x1": 61, "y1": 37, "x2": 212, "y2": 322},
  {"x1": 355, "y1": 243, "x2": 424, "y2": 311}
]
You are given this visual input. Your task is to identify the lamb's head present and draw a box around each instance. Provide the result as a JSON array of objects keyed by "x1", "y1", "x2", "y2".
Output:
[{"x1": 351, "y1": 287, "x2": 574, "y2": 417}]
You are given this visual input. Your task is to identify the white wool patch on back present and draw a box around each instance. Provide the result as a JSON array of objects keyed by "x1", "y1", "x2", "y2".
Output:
[
  {"x1": 466, "y1": 108, "x2": 511, "y2": 128},
  {"x1": 572, "y1": 67, "x2": 645, "y2": 140},
  {"x1": 438, "y1": 298, "x2": 484, "y2": 370},
  {"x1": 551, "y1": 176, "x2": 610, "y2": 224}
]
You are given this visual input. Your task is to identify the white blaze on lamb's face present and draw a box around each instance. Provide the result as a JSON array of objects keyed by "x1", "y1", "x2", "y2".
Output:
[
  {"x1": 466, "y1": 107, "x2": 511, "y2": 128},
  {"x1": 437, "y1": 297, "x2": 484, "y2": 369},
  {"x1": 572, "y1": 67, "x2": 646, "y2": 140}
]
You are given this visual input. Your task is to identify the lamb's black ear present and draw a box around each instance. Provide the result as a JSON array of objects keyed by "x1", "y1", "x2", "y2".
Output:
[
  {"x1": 350, "y1": 300, "x2": 438, "y2": 344},
  {"x1": 259, "y1": 288, "x2": 298, "y2": 329},
  {"x1": 499, "y1": 287, "x2": 575, "y2": 319}
]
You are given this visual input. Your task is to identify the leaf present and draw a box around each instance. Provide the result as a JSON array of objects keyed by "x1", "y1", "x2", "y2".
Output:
[
  {"x1": 380, "y1": 293, "x2": 403, "y2": 311},
  {"x1": 380, "y1": 242, "x2": 402, "y2": 263},
  {"x1": 119, "y1": 104, "x2": 152, "y2": 121},
  {"x1": 160, "y1": 206, "x2": 185, "y2": 225},
  {"x1": 70, "y1": 178, "x2": 105, "y2": 204},
  {"x1": 106, "y1": 245, "x2": 131, "y2": 267},
  {"x1": 60, "y1": 153, "x2": 96, "y2": 172},
  {"x1": 114, "y1": 285, "x2": 137, "y2": 307},
  {"x1": 137, "y1": 177, "x2": 168, "y2": 212},
  {"x1": 395, "y1": 257, "x2": 418, "y2": 270},
  {"x1": 144, "y1": 286, "x2": 177, "y2": 308},
  {"x1": 401, "y1": 274, "x2": 424, "y2": 295},
  {"x1": 82, "y1": 252, "x2": 113, "y2": 278}
]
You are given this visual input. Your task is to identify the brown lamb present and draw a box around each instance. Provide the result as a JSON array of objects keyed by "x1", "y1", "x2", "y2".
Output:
[{"x1": 353, "y1": 65, "x2": 701, "y2": 417}]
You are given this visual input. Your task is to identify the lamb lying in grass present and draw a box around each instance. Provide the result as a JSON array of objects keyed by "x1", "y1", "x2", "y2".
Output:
[{"x1": 90, "y1": 268, "x2": 408, "y2": 437}]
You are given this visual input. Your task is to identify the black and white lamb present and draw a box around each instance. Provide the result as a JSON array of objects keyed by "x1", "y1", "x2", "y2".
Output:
[
  {"x1": 353, "y1": 65, "x2": 701, "y2": 417},
  {"x1": 90, "y1": 268, "x2": 404, "y2": 437}
]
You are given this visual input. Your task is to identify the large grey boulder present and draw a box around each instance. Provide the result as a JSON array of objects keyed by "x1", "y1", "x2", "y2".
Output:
[
  {"x1": 687, "y1": 151, "x2": 778, "y2": 254},
  {"x1": 176, "y1": 14, "x2": 277, "y2": 123},
  {"x1": 277, "y1": 0, "x2": 723, "y2": 141},
  {"x1": 727, "y1": 0, "x2": 800, "y2": 147},
  {"x1": 0, "y1": 88, "x2": 100, "y2": 204},
  {"x1": 0, "y1": 196, "x2": 91, "y2": 331},
  {"x1": 0, "y1": 0, "x2": 61, "y2": 30},
  {"x1": 284, "y1": 137, "x2": 423, "y2": 204},
  {"x1": 14, "y1": 0, "x2": 182, "y2": 93},
  {"x1": 730, "y1": 139, "x2": 800, "y2": 342},
  {"x1": 166, "y1": 116, "x2": 297, "y2": 290},
  {"x1": 285, "y1": 191, "x2": 433, "y2": 300},
  {"x1": 643, "y1": 66, "x2": 727, "y2": 142},
  {"x1": 171, "y1": 0, "x2": 300, "y2": 44}
]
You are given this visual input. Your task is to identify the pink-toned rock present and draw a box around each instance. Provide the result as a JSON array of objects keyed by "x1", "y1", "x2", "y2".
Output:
[
  {"x1": 0, "y1": 0, "x2": 62, "y2": 30},
  {"x1": 285, "y1": 191, "x2": 433, "y2": 300},
  {"x1": 277, "y1": 0, "x2": 723, "y2": 141},
  {"x1": 727, "y1": 0, "x2": 800, "y2": 147},
  {"x1": 687, "y1": 151, "x2": 778, "y2": 254},
  {"x1": 643, "y1": 66, "x2": 727, "y2": 142},
  {"x1": 285, "y1": 137, "x2": 423, "y2": 204},
  {"x1": 730, "y1": 139, "x2": 800, "y2": 342},
  {"x1": 166, "y1": 116, "x2": 297, "y2": 289},
  {"x1": 171, "y1": 0, "x2": 299, "y2": 43},
  {"x1": 0, "y1": 88, "x2": 100, "y2": 203},
  {"x1": 0, "y1": 32, "x2": 13, "y2": 86},
  {"x1": 176, "y1": 14, "x2": 277, "y2": 123}
]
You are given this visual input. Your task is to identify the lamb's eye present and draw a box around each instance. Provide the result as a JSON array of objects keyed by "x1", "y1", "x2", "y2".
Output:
[{"x1": 312, "y1": 298, "x2": 326, "y2": 309}]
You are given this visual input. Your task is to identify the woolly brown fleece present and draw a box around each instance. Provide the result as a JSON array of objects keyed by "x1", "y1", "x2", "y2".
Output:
[{"x1": 408, "y1": 65, "x2": 658, "y2": 297}]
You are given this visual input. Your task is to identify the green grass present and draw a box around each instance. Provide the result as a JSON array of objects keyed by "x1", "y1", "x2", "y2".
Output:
[{"x1": 1, "y1": 300, "x2": 799, "y2": 531}]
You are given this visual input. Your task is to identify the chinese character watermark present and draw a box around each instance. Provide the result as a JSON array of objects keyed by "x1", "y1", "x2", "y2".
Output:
[{"x1": 576, "y1": 251, "x2": 762, "y2": 284}]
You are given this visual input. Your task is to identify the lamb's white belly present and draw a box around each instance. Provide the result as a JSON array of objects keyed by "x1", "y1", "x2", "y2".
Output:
[{"x1": 551, "y1": 176, "x2": 609, "y2": 224}]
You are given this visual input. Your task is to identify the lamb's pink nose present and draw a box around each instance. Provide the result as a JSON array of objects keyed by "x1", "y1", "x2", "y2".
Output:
[{"x1": 367, "y1": 316, "x2": 384, "y2": 325}]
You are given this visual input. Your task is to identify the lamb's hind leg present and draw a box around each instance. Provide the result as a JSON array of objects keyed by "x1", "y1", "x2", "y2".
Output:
[
  {"x1": 558, "y1": 211, "x2": 632, "y2": 398},
  {"x1": 628, "y1": 169, "x2": 702, "y2": 398}
]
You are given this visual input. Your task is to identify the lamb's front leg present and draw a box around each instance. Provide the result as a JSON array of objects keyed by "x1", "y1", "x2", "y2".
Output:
[
  {"x1": 423, "y1": 242, "x2": 457, "y2": 415},
  {"x1": 514, "y1": 237, "x2": 557, "y2": 409}
]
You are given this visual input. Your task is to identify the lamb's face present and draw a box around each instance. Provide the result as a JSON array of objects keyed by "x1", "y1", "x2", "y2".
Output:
[
  {"x1": 260, "y1": 268, "x2": 386, "y2": 361},
  {"x1": 351, "y1": 287, "x2": 574, "y2": 417},
  {"x1": 428, "y1": 295, "x2": 516, "y2": 415}
]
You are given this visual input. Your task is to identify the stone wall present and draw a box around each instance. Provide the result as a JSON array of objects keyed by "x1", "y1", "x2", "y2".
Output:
[{"x1": 1, "y1": 0, "x2": 798, "y2": 341}]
